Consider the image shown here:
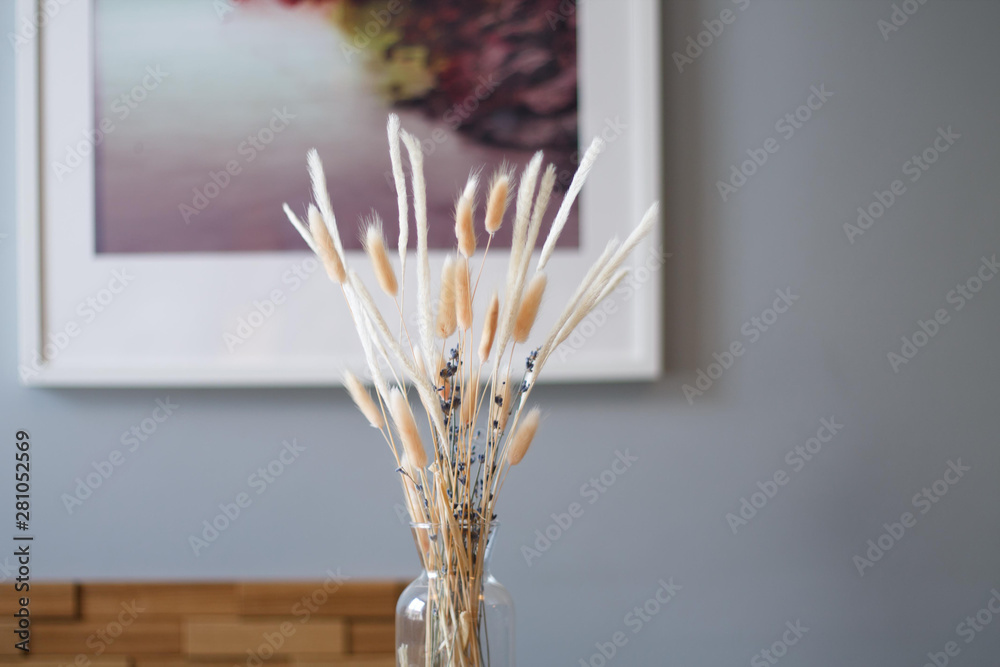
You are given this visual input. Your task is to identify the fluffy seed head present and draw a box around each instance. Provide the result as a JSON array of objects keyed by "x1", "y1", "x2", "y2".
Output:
[
  {"x1": 507, "y1": 407, "x2": 541, "y2": 465},
  {"x1": 390, "y1": 388, "x2": 427, "y2": 469},
  {"x1": 478, "y1": 291, "x2": 499, "y2": 363},
  {"x1": 435, "y1": 256, "x2": 457, "y2": 338},
  {"x1": 362, "y1": 217, "x2": 398, "y2": 296},
  {"x1": 309, "y1": 204, "x2": 345, "y2": 283},
  {"x1": 454, "y1": 257, "x2": 473, "y2": 331},
  {"x1": 485, "y1": 168, "x2": 512, "y2": 234},
  {"x1": 343, "y1": 370, "x2": 383, "y2": 429},
  {"x1": 514, "y1": 273, "x2": 547, "y2": 343},
  {"x1": 455, "y1": 175, "x2": 478, "y2": 257}
]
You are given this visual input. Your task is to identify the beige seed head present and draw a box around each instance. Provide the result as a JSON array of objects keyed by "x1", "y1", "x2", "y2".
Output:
[
  {"x1": 455, "y1": 175, "x2": 478, "y2": 258},
  {"x1": 507, "y1": 407, "x2": 541, "y2": 466},
  {"x1": 454, "y1": 257, "x2": 473, "y2": 331},
  {"x1": 514, "y1": 273, "x2": 547, "y2": 343},
  {"x1": 435, "y1": 256, "x2": 457, "y2": 338},
  {"x1": 478, "y1": 291, "x2": 500, "y2": 363},
  {"x1": 343, "y1": 370, "x2": 383, "y2": 429},
  {"x1": 362, "y1": 218, "x2": 398, "y2": 297},
  {"x1": 485, "y1": 169, "x2": 511, "y2": 234},
  {"x1": 309, "y1": 204, "x2": 345, "y2": 283},
  {"x1": 389, "y1": 388, "x2": 427, "y2": 469}
]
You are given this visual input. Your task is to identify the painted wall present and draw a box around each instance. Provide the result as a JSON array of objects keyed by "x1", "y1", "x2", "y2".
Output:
[{"x1": 2, "y1": 1, "x2": 998, "y2": 664}]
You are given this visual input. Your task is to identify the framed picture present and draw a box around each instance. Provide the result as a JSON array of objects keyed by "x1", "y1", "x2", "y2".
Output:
[{"x1": 16, "y1": 0, "x2": 661, "y2": 386}]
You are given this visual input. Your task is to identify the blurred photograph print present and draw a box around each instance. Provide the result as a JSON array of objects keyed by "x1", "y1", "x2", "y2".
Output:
[{"x1": 94, "y1": 0, "x2": 580, "y2": 253}]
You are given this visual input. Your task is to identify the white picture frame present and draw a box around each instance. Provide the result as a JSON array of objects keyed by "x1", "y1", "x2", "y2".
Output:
[{"x1": 16, "y1": 0, "x2": 661, "y2": 387}]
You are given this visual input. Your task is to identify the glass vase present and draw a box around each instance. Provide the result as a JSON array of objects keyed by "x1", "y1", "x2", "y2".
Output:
[{"x1": 396, "y1": 521, "x2": 514, "y2": 666}]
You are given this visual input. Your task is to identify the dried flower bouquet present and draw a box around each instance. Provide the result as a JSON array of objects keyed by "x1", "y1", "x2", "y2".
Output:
[{"x1": 283, "y1": 115, "x2": 658, "y2": 665}]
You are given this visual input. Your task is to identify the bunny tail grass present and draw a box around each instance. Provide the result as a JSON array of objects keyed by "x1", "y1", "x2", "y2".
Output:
[
  {"x1": 344, "y1": 370, "x2": 384, "y2": 429},
  {"x1": 536, "y1": 137, "x2": 604, "y2": 273},
  {"x1": 387, "y1": 115, "x2": 408, "y2": 275},
  {"x1": 506, "y1": 406, "x2": 541, "y2": 465},
  {"x1": 308, "y1": 204, "x2": 346, "y2": 283},
  {"x1": 362, "y1": 215, "x2": 398, "y2": 297}
]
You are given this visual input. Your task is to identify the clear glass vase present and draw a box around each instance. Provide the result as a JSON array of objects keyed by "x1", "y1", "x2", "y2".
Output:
[{"x1": 396, "y1": 521, "x2": 514, "y2": 666}]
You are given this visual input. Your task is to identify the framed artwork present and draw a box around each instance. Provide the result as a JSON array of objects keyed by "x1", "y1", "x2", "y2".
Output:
[{"x1": 16, "y1": 0, "x2": 661, "y2": 386}]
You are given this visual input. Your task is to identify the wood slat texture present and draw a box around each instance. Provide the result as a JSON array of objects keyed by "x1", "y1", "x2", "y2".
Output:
[
  {"x1": 241, "y1": 582, "x2": 406, "y2": 618},
  {"x1": 185, "y1": 618, "x2": 348, "y2": 656},
  {"x1": 0, "y1": 658, "x2": 129, "y2": 667},
  {"x1": 293, "y1": 658, "x2": 394, "y2": 667},
  {"x1": 0, "y1": 582, "x2": 78, "y2": 619},
  {"x1": 349, "y1": 620, "x2": 394, "y2": 654},
  {"x1": 81, "y1": 583, "x2": 240, "y2": 617},
  {"x1": 30, "y1": 620, "x2": 182, "y2": 655},
  {"x1": 13, "y1": 581, "x2": 402, "y2": 663},
  {"x1": 134, "y1": 660, "x2": 292, "y2": 667}
]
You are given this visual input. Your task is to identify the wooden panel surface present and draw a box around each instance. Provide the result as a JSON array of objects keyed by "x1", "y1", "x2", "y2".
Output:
[
  {"x1": 349, "y1": 620, "x2": 395, "y2": 654},
  {"x1": 30, "y1": 620, "x2": 182, "y2": 655},
  {"x1": 7, "y1": 581, "x2": 401, "y2": 663},
  {"x1": 185, "y1": 618, "x2": 347, "y2": 656},
  {"x1": 241, "y1": 582, "x2": 406, "y2": 618},
  {"x1": 0, "y1": 583, "x2": 78, "y2": 619},
  {"x1": 82, "y1": 583, "x2": 240, "y2": 617}
]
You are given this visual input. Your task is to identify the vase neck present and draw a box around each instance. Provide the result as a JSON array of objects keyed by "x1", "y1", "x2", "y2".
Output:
[{"x1": 410, "y1": 521, "x2": 498, "y2": 576}]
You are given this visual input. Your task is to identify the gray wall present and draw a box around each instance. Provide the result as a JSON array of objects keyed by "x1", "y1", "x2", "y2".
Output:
[{"x1": 3, "y1": 1, "x2": 999, "y2": 664}]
